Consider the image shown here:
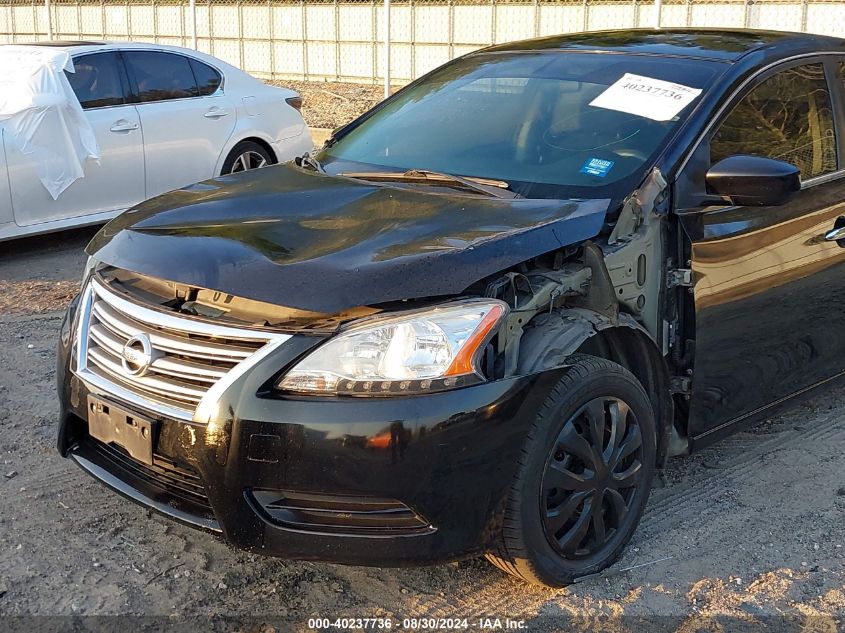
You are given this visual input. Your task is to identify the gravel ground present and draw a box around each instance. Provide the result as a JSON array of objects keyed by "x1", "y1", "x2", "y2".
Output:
[
  {"x1": 1, "y1": 229, "x2": 844, "y2": 632},
  {"x1": 272, "y1": 80, "x2": 386, "y2": 130},
  {"x1": 1, "y1": 86, "x2": 845, "y2": 630}
]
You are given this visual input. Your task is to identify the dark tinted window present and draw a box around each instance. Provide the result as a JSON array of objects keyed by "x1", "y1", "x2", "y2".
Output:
[
  {"x1": 66, "y1": 52, "x2": 125, "y2": 109},
  {"x1": 189, "y1": 58, "x2": 222, "y2": 96},
  {"x1": 124, "y1": 51, "x2": 198, "y2": 102},
  {"x1": 711, "y1": 63, "x2": 836, "y2": 179}
]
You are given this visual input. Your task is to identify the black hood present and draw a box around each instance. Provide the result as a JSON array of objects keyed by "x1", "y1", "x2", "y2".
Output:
[{"x1": 87, "y1": 165, "x2": 609, "y2": 313}]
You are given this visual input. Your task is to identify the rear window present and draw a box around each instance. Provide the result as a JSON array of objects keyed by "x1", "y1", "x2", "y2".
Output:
[
  {"x1": 124, "y1": 51, "x2": 198, "y2": 102},
  {"x1": 67, "y1": 52, "x2": 125, "y2": 109},
  {"x1": 190, "y1": 58, "x2": 222, "y2": 96}
]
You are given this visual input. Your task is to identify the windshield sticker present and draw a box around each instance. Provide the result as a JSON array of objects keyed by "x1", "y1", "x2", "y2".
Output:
[
  {"x1": 580, "y1": 158, "x2": 615, "y2": 178},
  {"x1": 589, "y1": 73, "x2": 702, "y2": 122}
]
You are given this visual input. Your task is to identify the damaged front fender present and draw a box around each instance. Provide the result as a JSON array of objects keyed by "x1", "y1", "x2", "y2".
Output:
[
  {"x1": 511, "y1": 307, "x2": 676, "y2": 465},
  {"x1": 515, "y1": 309, "x2": 653, "y2": 376}
]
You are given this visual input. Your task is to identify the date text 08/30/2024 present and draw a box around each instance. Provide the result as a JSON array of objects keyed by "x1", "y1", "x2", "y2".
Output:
[{"x1": 306, "y1": 618, "x2": 528, "y2": 630}]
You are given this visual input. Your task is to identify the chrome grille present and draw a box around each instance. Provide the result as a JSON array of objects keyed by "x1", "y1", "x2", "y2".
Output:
[{"x1": 74, "y1": 277, "x2": 290, "y2": 422}]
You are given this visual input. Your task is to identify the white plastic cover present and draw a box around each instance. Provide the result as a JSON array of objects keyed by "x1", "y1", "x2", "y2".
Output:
[{"x1": 0, "y1": 46, "x2": 100, "y2": 200}]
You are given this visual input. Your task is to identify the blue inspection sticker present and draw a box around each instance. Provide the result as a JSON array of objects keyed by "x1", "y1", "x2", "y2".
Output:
[{"x1": 580, "y1": 158, "x2": 615, "y2": 178}]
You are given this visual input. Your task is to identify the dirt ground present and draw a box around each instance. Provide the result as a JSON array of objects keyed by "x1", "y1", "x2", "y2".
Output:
[
  {"x1": 1, "y1": 86, "x2": 844, "y2": 631},
  {"x1": 272, "y1": 80, "x2": 386, "y2": 131},
  {"x1": 1, "y1": 229, "x2": 845, "y2": 633}
]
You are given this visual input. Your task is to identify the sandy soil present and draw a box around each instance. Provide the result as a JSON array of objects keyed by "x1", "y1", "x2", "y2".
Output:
[{"x1": 1, "y1": 228, "x2": 844, "y2": 632}]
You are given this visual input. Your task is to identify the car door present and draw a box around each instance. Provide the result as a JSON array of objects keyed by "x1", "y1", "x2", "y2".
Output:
[
  {"x1": 7, "y1": 51, "x2": 145, "y2": 227},
  {"x1": 677, "y1": 59, "x2": 845, "y2": 444},
  {"x1": 122, "y1": 50, "x2": 237, "y2": 199}
]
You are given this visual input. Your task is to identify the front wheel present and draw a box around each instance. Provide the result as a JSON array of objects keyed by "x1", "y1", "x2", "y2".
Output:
[
  {"x1": 221, "y1": 140, "x2": 274, "y2": 175},
  {"x1": 486, "y1": 355, "x2": 657, "y2": 587}
]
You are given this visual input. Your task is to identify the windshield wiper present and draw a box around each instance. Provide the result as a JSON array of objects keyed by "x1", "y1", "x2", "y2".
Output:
[
  {"x1": 339, "y1": 169, "x2": 520, "y2": 199},
  {"x1": 295, "y1": 152, "x2": 325, "y2": 173}
]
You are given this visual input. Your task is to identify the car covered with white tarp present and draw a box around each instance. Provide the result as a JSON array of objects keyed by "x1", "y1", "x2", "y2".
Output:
[{"x1": 0, "y1": 41, "x2": 313, "y2": 241}]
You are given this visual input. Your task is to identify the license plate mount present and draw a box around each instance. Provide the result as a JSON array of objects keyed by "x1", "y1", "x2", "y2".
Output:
[{"x1": 87, "y1": 395, "x2": 156, "y2": 466}]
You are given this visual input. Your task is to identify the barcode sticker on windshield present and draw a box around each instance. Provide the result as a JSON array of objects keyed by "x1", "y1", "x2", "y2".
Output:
[{"x1": 589, "y1": 73, "x2": 702, "y2": 122}]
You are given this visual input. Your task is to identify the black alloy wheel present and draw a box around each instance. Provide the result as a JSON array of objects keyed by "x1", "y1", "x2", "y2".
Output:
[
  {"x1": 541, "y1": 396, "x2": 644, "y2": 560},
  {"x1": 486, "y1": 355, "x2": 657, "y2": 587}
]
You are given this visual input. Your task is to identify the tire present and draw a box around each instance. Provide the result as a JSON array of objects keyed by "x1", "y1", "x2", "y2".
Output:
[
  {"x1": 221, "y1": 140, "x2": 274, "y2": 175},
  {"x1": 486, "y1": 354, "x2": 657, "y2": 587}
]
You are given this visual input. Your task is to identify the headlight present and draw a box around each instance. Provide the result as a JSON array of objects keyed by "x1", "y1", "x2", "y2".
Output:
[{"x1": 277, "y1": 299, "x2": 508, "y2": 396}]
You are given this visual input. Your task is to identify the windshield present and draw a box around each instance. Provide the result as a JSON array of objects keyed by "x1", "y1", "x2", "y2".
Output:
[{"x1": 320, "y1": 52, "x2": 722, "y2": 199}]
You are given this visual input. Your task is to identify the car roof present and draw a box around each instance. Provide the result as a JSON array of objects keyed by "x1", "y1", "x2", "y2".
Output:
[
  {"x1": 4, "y1": 40, "x2": 211, "y2": 57},
  {"x1": 481, "y1": 28, "x2": 845, "y2": 62},
  {"x1": 1, "y1": 40, "x2": 246, "y2": 76},
  {"x1": 13, "y1": 40, "x2": 104, "y2": 47}
]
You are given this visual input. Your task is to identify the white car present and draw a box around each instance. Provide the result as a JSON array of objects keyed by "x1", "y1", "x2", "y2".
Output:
[{"x1": 0, "y1": 41, "x2": 313, "y2": 241}]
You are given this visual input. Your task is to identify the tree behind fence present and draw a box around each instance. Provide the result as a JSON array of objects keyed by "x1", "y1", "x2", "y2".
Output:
[{"x1": 1, "y1": 0, "x2": 843, "y2": 85}]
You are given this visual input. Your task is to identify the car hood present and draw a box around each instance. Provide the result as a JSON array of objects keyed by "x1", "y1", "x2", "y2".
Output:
[{"x1": 87, "y1": 165, "x2": 610, "y2": 313}]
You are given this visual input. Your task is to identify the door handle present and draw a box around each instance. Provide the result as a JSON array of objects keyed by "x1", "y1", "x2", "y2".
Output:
[
  {"x1": 110, "y1": 120, "x2": 138, "y2": 133},
  {"x1": 824, "y1": 226, "x2": 845, "y2": 242},
  {"x1": 204, "y1": 108, "x2": 229, "y2": 119},
  {"x1": 824, "y1": 217, "x2": 845, "y2": 247}
]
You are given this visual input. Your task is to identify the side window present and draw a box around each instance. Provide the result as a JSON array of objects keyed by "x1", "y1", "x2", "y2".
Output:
[
  {"x1": 66, "y1": 52, "x2": 126, "y2": 109},
  {"x1": 710, "y1": 63, "x2": 836, "y2": 180},
  {"x1": 124, "y1": 51, "x2": 199, "y2": 103},
  {"x1": 189, "y1": 58, "x2": 222, "y2": 96}
]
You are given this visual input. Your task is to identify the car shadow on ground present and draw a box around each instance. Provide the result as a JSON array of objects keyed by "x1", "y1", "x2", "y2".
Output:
[{"x1": 1, "y1": 226, "x2": 98, "y2": 280}]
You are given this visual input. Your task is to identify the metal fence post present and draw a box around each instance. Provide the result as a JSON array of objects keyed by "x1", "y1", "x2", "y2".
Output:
[
  {"x1": 45, "y1": 0, "x2": 53, "y2": 39},
  {"x1": 654, "y1": 0, "x2": 662, "y2": 28},
  {"x1": 153, "y1": 0, "x2": 159, "y2": 44},
  {"x1": 448, "y1": 0, "x2": 454, "y2": 61},
  {"x1": 269, "y1": 0, "x2": 275, "y2": 79},
  {"x1": 76, "y1": 0, "x2": 82, "y2": 38},
  {"x1": 190, "y1": 0, "x2": 197, "y2": 49},
  {"x1": 370, "y1": 0, "x2": 376, "y2": 85},
  {"x1": 334, "y1": 0, "x2": 341, "y2": 81},
  {"x1": 302, "y1": 0, "x2": 308, "y2": 81},
  {"x1": 9, "y1": 1, "x2": 16, "y2": 42},
  {"x1": 384, "y1": 0, "x2": 390, "y2": 98},
  {"x1": 127, "y1": 0, "x2": 132, "y2": 41},
  {"x1": 410, "y1": 0, "x2": 416, "y2": 79},
  {"x1": 491, "y1": 0, "x2": 496, "y2": 45},
  {"x1": 800, "y1": 0, "x2": 809, "y2": 31},
  {"x1": 237, "y1": 0, "x2": 245, "y2": 70},
  {"x1": 207, "y1": 0, "x2": 214, "y2": 56}
]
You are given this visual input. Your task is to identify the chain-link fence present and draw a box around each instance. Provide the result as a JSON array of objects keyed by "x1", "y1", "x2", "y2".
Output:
[{"x1": 1, "y1": 0, "x2": 844, "y2": 86}]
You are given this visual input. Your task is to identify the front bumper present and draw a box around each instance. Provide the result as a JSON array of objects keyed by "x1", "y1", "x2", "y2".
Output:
[{"x1": 57, "y1": 295, "x2": 560, "y2": 566}]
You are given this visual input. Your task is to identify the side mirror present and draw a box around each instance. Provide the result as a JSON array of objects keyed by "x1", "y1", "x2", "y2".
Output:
[{"x1": 705, "y1": 154, "x2": 801, "y2": 207}]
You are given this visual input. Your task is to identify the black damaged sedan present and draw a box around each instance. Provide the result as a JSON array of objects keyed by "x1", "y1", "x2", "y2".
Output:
[{"x1": 58, "y1": 29, "x2": 845, "y2": 586}]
